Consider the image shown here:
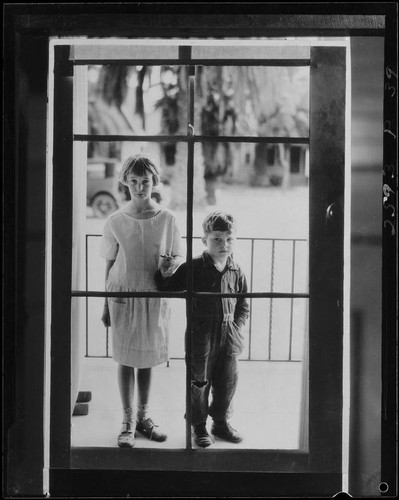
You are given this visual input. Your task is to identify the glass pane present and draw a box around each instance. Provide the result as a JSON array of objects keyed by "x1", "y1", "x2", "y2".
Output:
[
  {"x1": 73, "y1": 61, "x2": 310, "y2": 454},
  {"x1": 71, "y1": 300, "x2": 187, "y2": 449},
  {"x1": 72, "y1": 141, "x2": 188, "y2": 449},
  {"x1": 190, "y1": 140, "x2": 308, "y2": 449},
  {"x1": 235, "y1": 297, "x2": 307, "y2": 450},
  {"x1": 87, "y1": 65, "x2": 188, "y2": 136},
  {"x1": 193, "y1": 66, "x2": 309, "y2": 138},
  {"x1": 248, "y1": 298, "x2": 308, "y2": 361}
]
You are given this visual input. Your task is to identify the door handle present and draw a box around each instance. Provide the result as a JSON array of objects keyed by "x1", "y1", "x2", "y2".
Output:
[
  {"x1": 326, "y1": 203, "x2": 337, "y2": 221},
  {"x1": 326, "y1": 202, "x2": 343, "y2": 225}
]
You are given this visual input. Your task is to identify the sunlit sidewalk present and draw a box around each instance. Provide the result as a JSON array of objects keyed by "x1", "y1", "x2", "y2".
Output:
[{"x1": 71, "y1": 357, "x2": 304, "y2": 451}]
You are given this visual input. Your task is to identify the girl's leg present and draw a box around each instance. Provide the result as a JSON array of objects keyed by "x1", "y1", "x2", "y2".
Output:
[
  {"x1": 118, "y1": 363, "x2": 135, "y2": 411},
  {"x1": 135, "y1": 367, "x2": 167, "y2": 442},
  {"x1": 136, "y1": 367, "x2": 152, "y2": 421},
  {"x1": 117, "y1": 364, "x2": 136, "y2": 447}
]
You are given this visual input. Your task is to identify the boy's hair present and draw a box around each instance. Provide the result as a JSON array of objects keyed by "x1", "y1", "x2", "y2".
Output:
[
  {"x1": 119, "y1": 154, "x2": 161, "y2": 186},
  {"x1": 202, "y1": 211, "x2": 237, "y2": 235}
]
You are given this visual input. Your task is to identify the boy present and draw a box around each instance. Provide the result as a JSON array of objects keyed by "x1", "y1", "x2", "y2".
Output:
[{"x1": 155, "y1": 211, "x2": 249, "y2": 448}]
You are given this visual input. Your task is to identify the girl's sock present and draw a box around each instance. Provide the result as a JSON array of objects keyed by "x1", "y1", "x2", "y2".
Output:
[
  {"x1": 122, "y1": 406, "x2": 135, "y2": 424},
  {"x1": 137, "y1": 403, "x2": 149, "y2": 422}
]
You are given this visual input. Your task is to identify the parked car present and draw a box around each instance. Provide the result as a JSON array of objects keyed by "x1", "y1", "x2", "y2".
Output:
[
  {"x1": 87, "y1": 159, "x2": 120, "y2": 218},
  {"x1": 87, "y1": 159, "x2": 163, "y2": 218}
]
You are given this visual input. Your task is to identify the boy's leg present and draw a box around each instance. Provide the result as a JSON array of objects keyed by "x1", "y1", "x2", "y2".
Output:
[
  {"x1": 209, "y1": 353, "x2": 243, "y2": 443},
  {"x1": 191, "y1": 360, "x2": 214, "y2": 448},
  {"x1": 190, "y1": 327, "x2": 215, "y2": 447},
  {"x1": 191, "y1": 354, "x2": 211, "y2": 426},
  {"x1": 209, "y1": 353, "x2": 238, "y2": 420},
  {"x1": 189, "y1": 322, "x2": 214, "y2": 426}
]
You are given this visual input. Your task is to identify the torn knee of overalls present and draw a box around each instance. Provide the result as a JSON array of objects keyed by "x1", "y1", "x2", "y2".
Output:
[{"x1": 192, "y1": 380, "x2": 208, "y2": 388}]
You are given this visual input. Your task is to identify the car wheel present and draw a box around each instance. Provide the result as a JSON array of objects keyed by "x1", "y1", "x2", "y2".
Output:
[
  {"x1": 151, "y1": 191, "x2": 162, "y2": 204},
  {"x1": 269, "y1": 175, "x2": 282, "y2": 186},
  {"x1": 91, "y1": 193, "x2": 118, "y2": 218}
]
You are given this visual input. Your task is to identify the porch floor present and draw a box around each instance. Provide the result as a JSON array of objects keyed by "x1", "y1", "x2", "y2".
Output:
[{"x1": 71, "y1": 357, "x2": 304, "y2": 450}]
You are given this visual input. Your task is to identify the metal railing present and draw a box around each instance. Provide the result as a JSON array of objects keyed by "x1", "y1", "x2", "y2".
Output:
[{"x1": 83, "y1": 234, "x2": 309, "y2": 362}]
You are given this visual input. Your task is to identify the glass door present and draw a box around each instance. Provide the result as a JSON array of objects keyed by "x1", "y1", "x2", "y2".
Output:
[{"x1": 50, "y1": 39, "x2": 349, "y2": 492}]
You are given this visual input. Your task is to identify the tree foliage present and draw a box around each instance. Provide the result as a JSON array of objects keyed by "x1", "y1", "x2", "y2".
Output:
[{"x1": 87, "y1": 63, "x2": 310, "y2": 205}]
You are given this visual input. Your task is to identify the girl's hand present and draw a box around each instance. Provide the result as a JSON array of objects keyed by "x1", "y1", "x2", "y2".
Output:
[
  {"x1": 159, "y1": 254, "x2": 177, "y2": 276},
  {"x1": 101, "y1": 303, "x2": 111, "y2": 327}
]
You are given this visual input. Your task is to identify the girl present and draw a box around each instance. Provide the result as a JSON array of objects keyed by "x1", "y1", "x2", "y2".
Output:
[{"x1": 101, "y1": 154, "x2": 183, "y2": 447}]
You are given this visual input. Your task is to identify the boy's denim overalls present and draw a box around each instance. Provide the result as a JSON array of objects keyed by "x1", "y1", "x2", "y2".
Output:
[{"x1": 155, "y1": 251, "x2": 249, "y2": 425}]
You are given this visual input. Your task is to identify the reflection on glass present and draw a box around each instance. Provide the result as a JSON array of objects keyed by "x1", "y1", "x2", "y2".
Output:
[
  {"x1": 194, "y1": 66, "x2": 309, "y2": 138},
  {"x1": 87, "y1": 65, "x2": 188, "y2": 137}
]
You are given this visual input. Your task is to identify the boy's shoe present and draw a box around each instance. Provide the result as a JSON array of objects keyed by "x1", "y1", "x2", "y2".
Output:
[
  {"x1": 117, "y1": 421, "x2": 136, "y2": 448},
  {"x1": 136, "y1": 418, "x2": 167, "y2": 442},
  {"x1": 211, "y1": 420, "x2": 243, "y2": 443},
  {"x1": 192, "y1": 422, "x2": 214, "y2": 448}
]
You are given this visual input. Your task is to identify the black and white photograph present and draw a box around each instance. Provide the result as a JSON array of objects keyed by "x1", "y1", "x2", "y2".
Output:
[{"x1": 3, "y1": 3, "x2": 397, "y2": 498}]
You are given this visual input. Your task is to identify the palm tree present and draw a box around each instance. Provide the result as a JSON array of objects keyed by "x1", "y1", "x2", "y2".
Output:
[
  {"x1": 245, "y1": 66, "x2": 309, "y2": 190},
  {"x1": 88, "y1": 66, "x2": 137, "y2": 165},
  {"x1": 155, "y1": 65, "x2": 207, "y2": 209}
]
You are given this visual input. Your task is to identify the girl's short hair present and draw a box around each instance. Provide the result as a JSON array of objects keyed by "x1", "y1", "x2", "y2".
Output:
[
  {"x1": 202, "y1": 211, "x2": 237, "y2": 235},
  {"x1": 119, "y1": 154, "x2": 161, "y2": 186}
]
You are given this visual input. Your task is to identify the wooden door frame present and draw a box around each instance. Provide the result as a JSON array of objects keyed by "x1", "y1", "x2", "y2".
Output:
[{"x1": 50, "y1": 39, "x2": 348, "y2": 496}]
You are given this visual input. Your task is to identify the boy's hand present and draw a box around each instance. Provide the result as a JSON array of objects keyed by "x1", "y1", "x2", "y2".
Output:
[{"x1": 160, "y1": 254, "x2": 177, "y2": 277}]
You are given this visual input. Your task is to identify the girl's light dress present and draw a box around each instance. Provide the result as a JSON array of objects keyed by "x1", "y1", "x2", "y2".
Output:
[{"x1": 100, "y1": 207, "x2": 183, "y2": 368}]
